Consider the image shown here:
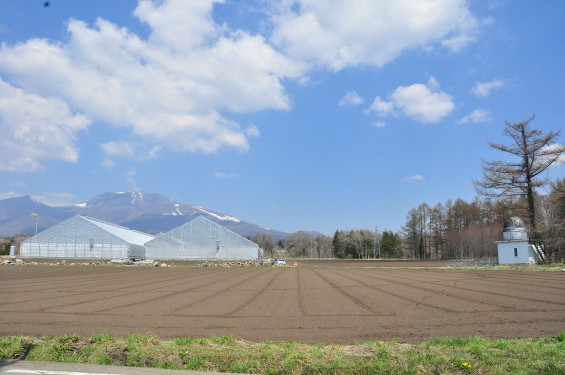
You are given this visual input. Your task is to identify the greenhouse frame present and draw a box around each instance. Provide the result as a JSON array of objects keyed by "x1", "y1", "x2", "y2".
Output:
[
  {"x1": 20, "y1": 215, "x2": 154, "y2": 259},
  {"x1": 145, "y1": 216, "x2": 261, "y2": 261}
]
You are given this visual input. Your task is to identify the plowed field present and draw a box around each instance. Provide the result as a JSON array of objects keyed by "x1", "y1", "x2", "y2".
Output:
[{"x1": 1, "y1": 262, "x2": 564, "y2": 343}]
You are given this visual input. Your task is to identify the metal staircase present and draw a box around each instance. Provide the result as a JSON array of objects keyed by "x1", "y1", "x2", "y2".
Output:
[{"x1": 529, "y1": 232, "x2": 546, "y2": 263}]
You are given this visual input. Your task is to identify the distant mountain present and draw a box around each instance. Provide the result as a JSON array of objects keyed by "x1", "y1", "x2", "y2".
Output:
[{"x1": 0, "y1": 191, "x2": 288, "y2": 240}]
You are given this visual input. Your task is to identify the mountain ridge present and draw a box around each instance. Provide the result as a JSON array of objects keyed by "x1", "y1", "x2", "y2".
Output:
[{"x1": 0, "y1": 191, "x2": 289, "y2": 240}]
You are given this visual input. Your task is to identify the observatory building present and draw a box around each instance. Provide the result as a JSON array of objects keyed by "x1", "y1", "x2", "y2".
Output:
[{"x1": 496, "y1": 217, "x2": 545, "y2": 265}]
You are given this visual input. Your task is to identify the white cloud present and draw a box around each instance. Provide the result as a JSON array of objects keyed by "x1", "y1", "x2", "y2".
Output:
[
  {"x1": 0, "y1": 192, "x2": 76, "y2": 206},
  {"x1": 270, "y1": 0, "x2": 479, "y2": 70},
  {"x1": 32, "y1": 192, "x2": 77, "y2": 207},
  {"x1": 368, "y1": 78, "x2": 454, "y2": 124},
  {"x1": 145, "y1": 146, "x2": 161, "y2": 160},
  {"x1": 426, "y1": 76, "x2": 440, "y2": 90},
  {"x1": 0, "y1": 191, "x2": 23, "y2": 200},
  {"x1": 339, "y1": 91, "x2": 364, "y2": 107},
  {"x1": 390, "y1": 83, "x2": 454, "y2": 124},
  {"x1": 214, "y1": 172, "x2": 239, "y2": 179},
  {"x1": 101, "y1": 141, "x2": 136, "y2": 158},
  {"x1": 366, "y1": 96, "x2": 394, "y2": 115},
  {"x1": 536, "y1": 143, "x2": 565, "y2": 167},
  {"x1": 245, "y1": 124, "x2": 261, "y2": 138},
  {"x1": 0, "y1": 0, "x2": 304, "y2": 170},
  {"x1": 100, "y1": 140, "x2": 161, "y2": 168},
  {"x1": 134, "y1": 0, "x2": 220, "y2": 51},
  {"x1": 0, "y1": 79, "x2": 90, "y2": 172},
  {"x1": 405, "y1": 174, "x2": 425, "y2": 182},
  {"x1": 457, "y1": 109, "x2": 492, "y2": 124},
  {"x1": 101, "y1": 140, "x2": 160, "y2": 159},
  {"x1": 0, "y1": 1, "x2": 481, "y2": 171},
  {"x1": 471, "y1": 79, "x2": 505, "y2": 97}
]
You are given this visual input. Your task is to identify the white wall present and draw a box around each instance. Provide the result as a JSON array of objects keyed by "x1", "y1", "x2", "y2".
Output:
[{"x1": 497, "y1": 241, "x2": 538, "y2": 264}]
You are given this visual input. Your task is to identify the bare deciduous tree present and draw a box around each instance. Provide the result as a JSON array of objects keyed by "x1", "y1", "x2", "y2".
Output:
[
  {"x1": 540, "y1": 178, "x2": 565, "y2": 261},
  {"x1": 283, "y1": 231, "x2": 313, "y2": 257},
  {"x1": 474, "y1": 115, "x2": 565, "y2": 231}
]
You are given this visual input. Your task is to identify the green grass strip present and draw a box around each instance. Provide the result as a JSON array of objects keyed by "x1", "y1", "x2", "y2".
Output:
[{"x1": 1, "y1": 332, "x2": 565, "y2": 374}]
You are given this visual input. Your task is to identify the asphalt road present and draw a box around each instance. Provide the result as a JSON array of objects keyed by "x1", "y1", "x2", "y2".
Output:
[{"x1": 0, "y1": 361, "x2": 253, "y2": 375}]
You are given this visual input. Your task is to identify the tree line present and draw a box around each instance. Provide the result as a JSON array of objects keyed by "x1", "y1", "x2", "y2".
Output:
[
  {"x1": 254, "y1": 178, "x2": 562, "y2": 262},
  {"x1": 402, "y1": 178, "x2": 565, "y2": 262},
  {"x1": 3, "y1": 117, "x2": 560, "y2": 262},
  {"x1": 253, "y1": 229, "x2": 402, "y2": 260},
  {"x1": 253, "y1": 116, "x2": 565, "y2": 262}
]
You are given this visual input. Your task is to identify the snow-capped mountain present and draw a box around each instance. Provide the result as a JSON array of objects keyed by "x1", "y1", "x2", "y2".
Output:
[{"x1": 0, "y1": 191, "x2": 288, "y2": 240}]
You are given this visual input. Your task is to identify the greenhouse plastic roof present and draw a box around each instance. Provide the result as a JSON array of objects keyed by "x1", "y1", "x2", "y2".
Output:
[
  {"x1": 81, "y1": 216, "x2": 154, "y2": 245},
  {"x1": 146, "y1": 216, "x2": 258, "y2": 248}
]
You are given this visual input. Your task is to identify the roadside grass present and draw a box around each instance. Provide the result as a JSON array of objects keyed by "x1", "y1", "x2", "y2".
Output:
[
  {"x1": 339, "y1": 263, "x2": 565, "y2": 271},
  {"x1": 366, "y1": 263, "x2": 565, "y2": 272},
  {"x1": 444, "y1": 263, "x2": 565, "y2": 272},
  {"x1": 1, "y1": 332, "x2": 565, "y2": 374}
]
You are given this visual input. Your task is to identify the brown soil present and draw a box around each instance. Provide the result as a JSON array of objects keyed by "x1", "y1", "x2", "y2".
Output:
[{"x1": 1, "y1": 261, "x2": 564, "y2": 343}]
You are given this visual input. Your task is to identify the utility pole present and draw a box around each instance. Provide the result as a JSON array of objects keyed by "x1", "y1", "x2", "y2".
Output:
[
  {"x1": 31, "y1": 213, "x2": 39, "y2": 235},
  {"x1": 374, "y1": 226, "x2": 380, "y2": 259}
]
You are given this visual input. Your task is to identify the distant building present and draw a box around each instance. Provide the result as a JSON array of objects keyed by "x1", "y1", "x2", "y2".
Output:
[
  {"x1": 20, "y1": 215, "x2": 154, "y2": 259},
  {"x1": 145, "y1": 216, "x2": 261, "y2": 261},
  {"x1": 496, "y1": 217, "x2": 545, "y2": 265}
]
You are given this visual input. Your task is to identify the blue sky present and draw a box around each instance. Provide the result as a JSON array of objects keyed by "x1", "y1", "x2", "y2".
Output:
[{"x1": 1, "y1": 0, "x2": 564, "y2": 235}]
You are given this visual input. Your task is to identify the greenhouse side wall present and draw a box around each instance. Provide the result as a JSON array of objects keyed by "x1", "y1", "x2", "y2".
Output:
[
  {"x1": 144, "y1": 216, "x2": 261, "y2": 261},
  {"x1": 145, "y1": 244, "x2": 259, "y2": 261},
  {"x1": 20, "y1": 241, "x2": 130, "y2": 259}
]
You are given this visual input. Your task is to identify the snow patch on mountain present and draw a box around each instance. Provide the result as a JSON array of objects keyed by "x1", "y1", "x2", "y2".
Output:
[
  {"x1": 30, "y1": 196, "x2": 45, "y2": 205},
  {"x1": 75, "y1": 202, "x2": 88, "y2": 208},
  {"x1": 196, "y1": 207, "x2": 240, "y2": 222},
  {"x1": 163, "y1": 203, "x2": 184, "y2": 216}
]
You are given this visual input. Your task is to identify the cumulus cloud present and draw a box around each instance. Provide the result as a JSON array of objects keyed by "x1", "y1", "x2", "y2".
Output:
[
  {"x1": 0, "y1": 79, "x2": 90, "y2": 172},
  {"x1": 471, "y1": 79, "x2": 505, "y2": 97},
  {"x1": 390, "y1": 83, "x2": 454, "y2": 123},
  {"x1": 367, "y1": 77, "x2": 454, "y2": 124},
  {"x1": 270, "y1": 0, "x2": 478, "y2": 70},
  {"x1": 366, "y1": 96, "x2": 395, "y2": 115},
  {"x1": 536, "y1": 143, "x2": 565, "y2": 167},
  {"x1": 339, "y1": 91, "x2": 364, "y2": 107},
  {"x1": 0, "y1": 0, "x2": 303, "y2": 170},
  {"x1": 457, "y1": 109, "x2": 492, "y2": 124},
  {"x1": 0, "y1": 0, "x2": 481, "y2": 170}
]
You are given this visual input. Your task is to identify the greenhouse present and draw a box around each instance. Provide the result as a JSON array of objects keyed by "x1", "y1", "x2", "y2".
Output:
[
  {"x1": 20, "y1": 215, "x2": 154, "y2": 259},
  {"x1": 145, "y1": 216, "x2": 261, "y2": 261}
]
